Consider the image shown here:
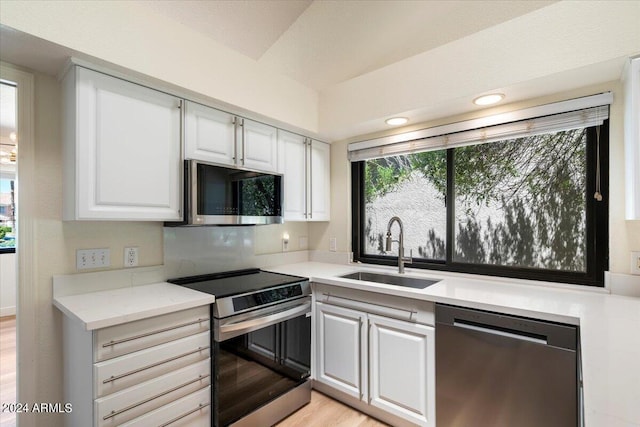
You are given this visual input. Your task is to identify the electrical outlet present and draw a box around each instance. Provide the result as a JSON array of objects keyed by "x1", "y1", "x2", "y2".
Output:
[
  {"x1": 124, "y1": 247, "x2": 139, "y2": 268},
  {"x1": 631, "y1": 251, "x2": 640, "y2": 275},
  {"x1": 329, "y1": 237, "x2": 337, "y2": 252},
  {"x1": 76, "y1": 248, "x2": 110, "y2": 270}
]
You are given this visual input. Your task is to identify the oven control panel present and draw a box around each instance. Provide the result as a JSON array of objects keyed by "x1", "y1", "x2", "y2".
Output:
[{"x1": 233, "y1": 284, "x2": 303, "y2": 311}]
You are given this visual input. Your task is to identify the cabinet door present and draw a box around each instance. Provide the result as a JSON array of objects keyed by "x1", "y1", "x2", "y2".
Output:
[
  {"x1": 70, "y1": 67, "x2": 182, "y2": 220},
  {"x1": 315, "y1": 302, "x2": 367, "y2": 400},
  {"x1": 278, "y1": 130, "x2": 308, "y2": 221},
  {"x1": 309, "y1": 140, "x2": 330, "y2": 221},
  {"x1": 368, "y1": 315, "x2": 435, "y2": 427},
  {"x1": 184, "y1": 101, "x2": 235, "y2": 166},
  {"x1": 241, "y1": 118, "x2": 278, "y2": 172}
]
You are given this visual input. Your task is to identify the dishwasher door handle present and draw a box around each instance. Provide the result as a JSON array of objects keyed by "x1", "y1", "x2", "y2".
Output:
[{"x1": 453, "y1": 320, "x2": 548, "y2": 345}]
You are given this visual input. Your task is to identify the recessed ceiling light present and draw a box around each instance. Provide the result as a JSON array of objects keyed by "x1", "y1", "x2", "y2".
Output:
[
  {"x1": 385, "y1": 117, "x2": 408, "y2": 126},
  {"x1": 473, "y1": 93, "x2": 505, "y2": 106}
]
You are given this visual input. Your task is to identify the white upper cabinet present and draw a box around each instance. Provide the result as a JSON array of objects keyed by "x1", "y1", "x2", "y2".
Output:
[
  {"x1": 624, "y1": 57, "x2": 640, "y2": 220},
  {"x1": 278, "y1": 130, "x2": 308, "y2": 221},
  {"x1": 184, "y1": 101, "x2": 277, "y2": 172},
  {"x1": 309, "y1": 139, "x2": 331, "y2": 221},
  {"x1": 184, "y1": 101, "x2": 235, "y2": 166},
  {"x1": 62, "y1": 67, "x2": 182, "y2": 221},
  {"x1": 278, "y1": 131, "x2": 331, "y2": 221},
  {"x1": 240, "y1": 118, "x2": 278, "y2": 172}
]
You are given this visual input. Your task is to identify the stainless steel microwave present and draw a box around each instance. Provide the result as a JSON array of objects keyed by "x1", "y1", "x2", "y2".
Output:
[{"x1": 169, "y1": 160, "x2": 283, "y2": 226}]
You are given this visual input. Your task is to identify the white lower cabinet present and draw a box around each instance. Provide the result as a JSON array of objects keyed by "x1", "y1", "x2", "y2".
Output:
[
  {"x1": 314, "y1": 286, "x2": 435, "y2": 427},
  {"x1": 63, "y1": 305, "x2": 211, "y2": 427},
  {"x1": 118, "y1": 387, "x2": 211, "y2": 427},
  {"x1": 368, "y1": 314, "x2": 434, "y2": 426},
  {"x1": 316, "y1": 303, "x2": 367, "y2": 400}
]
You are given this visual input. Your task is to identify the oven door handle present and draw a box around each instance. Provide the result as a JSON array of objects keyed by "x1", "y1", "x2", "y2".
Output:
[{"x1": 218, "y1": 302, "x2": 310, "y2": 341}]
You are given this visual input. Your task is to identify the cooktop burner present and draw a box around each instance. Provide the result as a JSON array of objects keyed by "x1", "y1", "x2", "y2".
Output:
[{"x1": 168, "y1": 268, "x2": 306, "y2": 298}]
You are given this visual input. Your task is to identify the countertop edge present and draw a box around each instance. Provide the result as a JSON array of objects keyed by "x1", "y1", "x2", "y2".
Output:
[{"x1": 53, "y1": 282, "x2": 215, "y2": 331}]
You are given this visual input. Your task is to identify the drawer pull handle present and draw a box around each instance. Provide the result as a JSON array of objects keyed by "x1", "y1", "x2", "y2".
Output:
[
  {"x1": 159, "y1": 402, "x2": 210, "y2": 427},
  {"x1": 322, "y1": 292, "x2": 417, "y2": 316},
  {"x1": 102, "y1": 318, "x2": 208, "y2": 348},
  {"x1": 102, "y1": 347, "x2": 206, "y2": 384},
  {"x1": 103, "y1": 374, "x2": 210, "y2": 421}
]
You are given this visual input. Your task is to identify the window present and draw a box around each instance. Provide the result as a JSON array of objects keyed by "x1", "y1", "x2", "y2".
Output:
[{"x1": 352, "y1": 110, "x2": 608, "y2": 287}]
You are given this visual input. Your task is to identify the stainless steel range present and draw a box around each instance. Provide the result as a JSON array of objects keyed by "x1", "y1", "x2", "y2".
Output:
[{"x1": 169, "y1": 269, "x2": 311, "y2": 427}]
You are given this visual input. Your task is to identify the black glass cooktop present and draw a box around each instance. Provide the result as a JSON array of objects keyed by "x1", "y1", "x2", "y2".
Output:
[{"x1": 168, "y1": 268, "x2": 306, "y2": 298}]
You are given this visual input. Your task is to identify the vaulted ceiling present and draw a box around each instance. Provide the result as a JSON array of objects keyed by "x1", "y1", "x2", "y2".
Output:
[
  {"x1": 1, "y1": 1, "x2": 638, "y2": 140},
  {"x1": 139, "y1": 0, "x2": 555, "y2": 91}
]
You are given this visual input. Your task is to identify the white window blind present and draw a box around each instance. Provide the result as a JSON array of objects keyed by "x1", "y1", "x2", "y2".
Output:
[{"x1": 348, "y1": 92, "x2": 612, "y2": 162}]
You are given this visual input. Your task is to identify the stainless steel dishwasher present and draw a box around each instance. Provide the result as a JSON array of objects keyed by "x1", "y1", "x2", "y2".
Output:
[{"x1": 436, "y1": 304, "x2": 580, "y2": 427}]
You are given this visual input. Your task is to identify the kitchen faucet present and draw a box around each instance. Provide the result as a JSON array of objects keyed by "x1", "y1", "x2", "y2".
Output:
[{"x1": 385, "y1": 216, "x2": 412, "y2": 274}]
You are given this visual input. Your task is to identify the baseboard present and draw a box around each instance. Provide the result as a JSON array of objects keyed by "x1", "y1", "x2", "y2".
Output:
[{"x1": 0, "y1": 306, "x2": 16, "y2": 317}]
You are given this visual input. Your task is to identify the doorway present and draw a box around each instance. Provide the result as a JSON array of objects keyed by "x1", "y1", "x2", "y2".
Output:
[
  {"x1": 0, "y1": 78, "x2": 18, "y2": 427},
  {"x1": 0, "y1": 62, "x2": 35, "y2": 427}
]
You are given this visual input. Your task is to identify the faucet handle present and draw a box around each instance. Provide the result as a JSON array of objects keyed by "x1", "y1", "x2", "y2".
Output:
[{"x1": 405, "y1": 249, "x2": 413, "y2": 264}]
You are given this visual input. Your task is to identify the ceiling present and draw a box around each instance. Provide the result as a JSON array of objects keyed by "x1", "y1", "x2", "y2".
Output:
[
  {"x1": 1, "y1": 0, "x2": 636, "y2": 141},
  {"x1": 139, "y1": 0, "x2": 556, "y2": 91}
]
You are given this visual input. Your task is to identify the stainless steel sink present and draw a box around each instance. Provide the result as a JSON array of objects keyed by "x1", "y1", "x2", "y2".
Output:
[{"x1": 339, "y1": 271, "x2": 439, "y2": 289}]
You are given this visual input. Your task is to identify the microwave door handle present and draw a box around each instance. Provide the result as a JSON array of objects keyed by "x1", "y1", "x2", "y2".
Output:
[
  {"x1": 190, "y1": 160, "x2": 200, "y2": 224},
  {"x1": 218, "y1": 302, "x2": 310, "y2": 341}
]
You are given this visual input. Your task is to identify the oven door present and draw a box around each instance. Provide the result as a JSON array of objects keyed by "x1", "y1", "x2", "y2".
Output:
[{"x1": 213, "y1": 298, "x2": 311, "y2": 427}]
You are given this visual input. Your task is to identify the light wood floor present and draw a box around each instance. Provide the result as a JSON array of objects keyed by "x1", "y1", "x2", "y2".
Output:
[
  {"x1": 0, "y1": 316, "x2": 16, "y2": 427},
  {"x1": 276, "y1": 390, "x2": 388, "y2": 427},
  {"x1": 0, "y1": 316, "x2": 385, "y2": 427}
]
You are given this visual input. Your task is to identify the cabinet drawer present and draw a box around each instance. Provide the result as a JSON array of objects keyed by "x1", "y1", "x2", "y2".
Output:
[
  {"x1": 95, "y1": 359, "x2": 210, "y2": 427},
  {"x1": 95, "y1": 306, "x2": 209, "y2": 361},
  {"x1": 119, "y1": 386, "x2": 210, "y2": 427},
  {"x1": 95, "y1": 332, "x2": 210, "y2": 397}
]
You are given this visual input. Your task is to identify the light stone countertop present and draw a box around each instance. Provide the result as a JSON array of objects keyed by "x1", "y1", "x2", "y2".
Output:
[
  {"x1": 266, "y1": 261, "x2": 640, "y2": 427},
  {"x1": 53, "y1": 282, "x2": 215, "y2": 330},
  {"x1": 51, "y1": 262, "x2": 639, "y2": 426}
]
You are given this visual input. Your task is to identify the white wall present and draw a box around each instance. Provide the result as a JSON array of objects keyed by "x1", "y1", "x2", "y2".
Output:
[
  {"x1": 310, "y1": 80, "x2": 640, "y2": 276},
  {"x1": 0, "y1": 253, "x2": 16, "y2": 316},
  {"x1": 319, "y1": 1, "x2": 640, "y2": 140},
  {"x1": 0, "y1": 0, "x2": 318, "y2": 134}
]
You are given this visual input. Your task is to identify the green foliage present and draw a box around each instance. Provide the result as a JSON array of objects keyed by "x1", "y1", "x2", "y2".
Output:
[
  {"x1": 365, "y1": 127, "x2": 589, "y2": 271},
  {"x1": 364, "y1": 157, "x2": 411, "y2": 203},
  {"x1": 0, "y1": 226, "x2": 12, "y2": 240},
  {"x1": 239, "y1": 175, "x2": 278, "y2": 216}
]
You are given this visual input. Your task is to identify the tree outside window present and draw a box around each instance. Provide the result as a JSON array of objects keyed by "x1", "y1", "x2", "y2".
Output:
[{"x1": 358, "y1": 124, "x2": 606, "y2": 284}]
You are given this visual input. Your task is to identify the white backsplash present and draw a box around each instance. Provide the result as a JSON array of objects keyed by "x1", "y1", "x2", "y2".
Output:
[{"x1": 163, "y1": 227, "x2": 310, "y2": 279}]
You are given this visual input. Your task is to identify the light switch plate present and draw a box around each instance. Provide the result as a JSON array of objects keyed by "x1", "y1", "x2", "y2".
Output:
[
  {"x1": 77, "y1": 248, "x2": 110, "y2": 270},
  {"x1": 329, "y1": 237, "x2": 337, "y2": 252}
]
